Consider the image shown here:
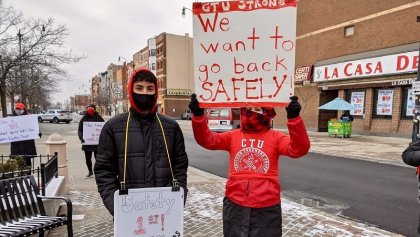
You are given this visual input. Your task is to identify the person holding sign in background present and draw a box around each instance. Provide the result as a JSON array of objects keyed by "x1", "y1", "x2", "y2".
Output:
[
  {"x1": 78, "y1": 104, "x2": 104, "y2": 178},
  {"x1": 94, "y1": 68, "x2": 188, "y2": 216},
  {"x1": 189, "y1": 94, "x2": 310, "y2": 236},
  {"x1": 10, "y1": 102, "x2": 42, "y2": 167}
]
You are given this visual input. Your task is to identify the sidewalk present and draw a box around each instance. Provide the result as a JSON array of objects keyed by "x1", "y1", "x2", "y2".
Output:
[{"x1": 32, "y1": 119, "x2": 410, "y2": 236}]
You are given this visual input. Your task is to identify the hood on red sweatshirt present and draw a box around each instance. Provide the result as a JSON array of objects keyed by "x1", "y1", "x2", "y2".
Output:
[{"x1": 127, "y1": 68, "x2": 158, "y2": 113}]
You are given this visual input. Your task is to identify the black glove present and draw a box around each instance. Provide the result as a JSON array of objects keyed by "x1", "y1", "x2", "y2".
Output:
[
  {"x1": 38, "y1": 132, "x2": 42, "y2": 138},
  {"x1": 286, "y1": 96, "x2": 301, "y2": 119},
  {"x1": 81, "y1": 138, "x2": 85, "y2": 144},
  {"x1": 188, "y1": 94, "x2": 204, "y2": 117}
]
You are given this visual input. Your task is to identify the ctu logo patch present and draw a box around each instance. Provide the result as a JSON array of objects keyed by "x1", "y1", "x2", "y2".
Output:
[{"x1": 234, "y1": 147, "x2": 269, "y2": 173}]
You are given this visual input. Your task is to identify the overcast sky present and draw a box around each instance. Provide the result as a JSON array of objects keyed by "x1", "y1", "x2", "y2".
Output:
[{"x1": 4, "y1": 0, "x2": 199, "y2": 104}]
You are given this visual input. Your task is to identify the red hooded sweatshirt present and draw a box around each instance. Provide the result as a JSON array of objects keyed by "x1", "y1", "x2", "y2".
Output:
[
  {"x1": 192, "y1": 113, "x2": 310, "y2": 208},
  {"x1": 127, "y1": 68, "x2": 158, "y2": 113}
]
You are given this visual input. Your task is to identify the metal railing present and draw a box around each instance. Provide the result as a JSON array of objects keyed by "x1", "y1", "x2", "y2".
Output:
[{"x1": 0, "y1": 152, "x2": 59, "y2": 195}]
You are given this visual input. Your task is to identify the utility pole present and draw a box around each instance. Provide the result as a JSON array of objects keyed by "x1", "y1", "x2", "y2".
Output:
[
  {"x1": 17, "y1": 29, "x2": 23, "y2": 104},
  {"x1": 411, "y1": 16, "x2": 420, "y2": 142}
]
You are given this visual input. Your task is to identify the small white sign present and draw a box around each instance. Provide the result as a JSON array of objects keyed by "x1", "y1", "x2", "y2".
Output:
[
  {"x1": 114, "y1": 187, "x2": 184, "y2": 237},
  {"x1": 350, "y1": 91, "x2": 365, "y2": 116},
  {"x1": 0, "y1": 115, "x2": 39, "y2": 144},
  {"x1": 407, "y1": 89, "x2": 415, "y2": 117},
  {"x1": 376, "y1": 89, "x2": 394, "y2": 116},
  {"x1": 82, "y1": 122, "x2": 105, "y2": 145},
  {"x1": 412, "y1": 81, "x2": 420, "y2": 95}
]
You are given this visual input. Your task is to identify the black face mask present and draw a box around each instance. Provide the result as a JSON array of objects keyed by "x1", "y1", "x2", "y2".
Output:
[{"x1": 132, "y1": 93, "x2": 156, "y2": 111}]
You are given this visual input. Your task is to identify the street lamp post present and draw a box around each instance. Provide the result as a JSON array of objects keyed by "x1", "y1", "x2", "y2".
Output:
[
  {"x1": 16, "y1": 26, "x2": 45, "y2": 104},
  {"x1": 411, "y1": 16, "x2": 420, "y2": 142},
  {"x1": 17, "y1": 30, "x2": 23, "y2": 103},
  {"x1": 181, "y1": 6, "x2": 192, "y2": 17}
]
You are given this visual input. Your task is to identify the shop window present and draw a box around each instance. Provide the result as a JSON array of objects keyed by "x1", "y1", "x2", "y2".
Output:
[
  {"x1": 344, "y1": 25, "x2": 354, "y2": 37},
  {"x1": 345, "y1": 89, "x2": 365, "y2": 117},
  {"x1": 373, "y1": 88, "x2": 393, "y2": 119},
  {"x1": 401, "y1": 86, "x2": 415, "y2": 119}
]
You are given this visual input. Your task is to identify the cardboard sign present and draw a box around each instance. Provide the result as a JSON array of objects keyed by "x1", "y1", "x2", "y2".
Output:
[
  {"x1": 114, "y1": 187, "x2": 184, "y2": 237},
  {"x1": 192, "y1": 0, "x2": 297, "y2": 108},
  {"x1": 0, "y1": 114, "x2": 39, "y2": 144},
  {"x1": 82, "y1": 122, "x2": 105, "y2": 145}
]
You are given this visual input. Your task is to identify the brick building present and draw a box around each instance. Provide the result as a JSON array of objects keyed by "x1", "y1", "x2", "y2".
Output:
[
  {"x1": 273, "y1": 0, "x2": 420, "y2": 137},
  {"x1": 133, "y1": 33, "x2": 194, "y2": 117}
]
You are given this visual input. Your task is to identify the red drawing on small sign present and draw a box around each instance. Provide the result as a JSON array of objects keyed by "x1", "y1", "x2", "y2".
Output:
[
  {"x1": 134, "y1": 216, "x2": 146, "y2": 235},
  {"x1": 148, "y1": 214, "x2": 159, "y2": 224}
]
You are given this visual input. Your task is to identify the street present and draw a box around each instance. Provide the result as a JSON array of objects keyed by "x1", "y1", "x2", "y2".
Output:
[
  {"x1": 0, "y1": 118, "x2": 416, "y2": 236},
  {"x1": 182, "y1": 121, "x2": 418, "y2": 237}
]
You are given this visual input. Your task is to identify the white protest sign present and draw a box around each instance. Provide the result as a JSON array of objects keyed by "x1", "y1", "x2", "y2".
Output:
[
  {"x1": 114, "y1": 187, "x2": 184, "y2": 237},
  {"x1": 82, "y1": 122, "x2": 105, "y2": 145},
  {"x1": 193, "y1": 1, "x2": 297, "y2": 108},
  {"x1": 0, "y1": 114, "x2": 39, "y2": 144}
]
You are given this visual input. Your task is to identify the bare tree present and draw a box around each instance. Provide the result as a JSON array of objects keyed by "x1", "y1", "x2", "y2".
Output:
[{"x1": 0, "y1": 5, "x2": 83, "y2": 117}]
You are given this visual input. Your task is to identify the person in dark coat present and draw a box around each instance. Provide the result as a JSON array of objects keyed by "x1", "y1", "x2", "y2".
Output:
[
  {"x1": 94, "y1": 68, "x2": 188, "y2": 216},
  {"x1": 402, "y1": 140, "x2": 420, "y2": 234},
  {"x1": 78, "y1": 104, "x2": 104, "y2": 178},
  {"x1": 10, "y1": 102, "x2": 42, "y2": 167},
  {"x1": 340, "y1": 111, "x2": 354, "y2": 122}
]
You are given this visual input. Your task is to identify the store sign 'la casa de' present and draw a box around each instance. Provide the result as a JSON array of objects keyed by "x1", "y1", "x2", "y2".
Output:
[{"x1": 314, "y1": 51, "x2": 418, "y2": 82}]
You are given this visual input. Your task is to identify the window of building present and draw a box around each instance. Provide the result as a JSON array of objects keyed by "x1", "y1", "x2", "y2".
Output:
[
  {"x1": 373, "y1": 88, "x2": 393, "y2": 119},
  {"x1": 344, "y1": 25, "x2": 354, "y2": 37},
  {"x1": 152, "y1": 63, "x2": 156, "y2": 70},
  {"x1": 150, "y1": 49, "x2": 156, "y2": 57},
  {"x1": 401, "y1": 86, "x2": 415, "y2": 119},
  {"x1": 345, "y1": 89, "x2": 365, "y2": 117}
]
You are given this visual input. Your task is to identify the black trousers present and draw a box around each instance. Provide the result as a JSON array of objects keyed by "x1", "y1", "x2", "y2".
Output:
[
  {"x1": 223, "y1": 197, "x2": 282, "y2": 237},
  {"x1": 84, "y1": 150, "x2": 97, "y2": 173}
]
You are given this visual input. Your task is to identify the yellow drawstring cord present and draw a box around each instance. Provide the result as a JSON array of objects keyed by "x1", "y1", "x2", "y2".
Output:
[
  {"x1": 121, "y1": 111, "x2": 131, "y2": 190},
  {"x1": 121, "y1": 112, "x2": 177, "y2": 191}
]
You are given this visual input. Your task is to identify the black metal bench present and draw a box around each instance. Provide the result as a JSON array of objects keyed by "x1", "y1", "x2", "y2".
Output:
[{"x1": 0, "y1": 175, "x2": 72, "y2": 237}]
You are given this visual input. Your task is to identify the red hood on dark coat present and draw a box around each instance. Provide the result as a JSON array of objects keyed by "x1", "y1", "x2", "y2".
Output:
[{"x1": 127, "y1": 68, "x2": 158, "y2": 113}]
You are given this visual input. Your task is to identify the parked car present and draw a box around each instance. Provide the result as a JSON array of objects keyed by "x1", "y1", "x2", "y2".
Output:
[
  {"x1": 38, "y1": 110, "x2": 73, "y2": 124},
  {"x1": 181, "y1": 109, "x2": 192, "y2": 120}
]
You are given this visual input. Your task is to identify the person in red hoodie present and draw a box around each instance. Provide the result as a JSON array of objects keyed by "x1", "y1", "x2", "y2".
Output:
[{"x1": 189, "y1": 94, "x2": 310, "y2": 237}]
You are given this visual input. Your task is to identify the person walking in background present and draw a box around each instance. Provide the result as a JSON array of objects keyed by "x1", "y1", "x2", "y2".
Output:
[
  {"x1": 188, "y1": 94, "x2": 310, "y2": 237},
  {"x1": 402, "y1": 140, "x2": 420, "y2": 234},
  {"x1": 94, "y1": 68, "x2": 188, "y2": 216},
  {"x1": 78, "y1": 104, "x2": 104, "y2": 178},
  {"x1": 10, "y1": 102, "x2": 42, "y2": 167}
]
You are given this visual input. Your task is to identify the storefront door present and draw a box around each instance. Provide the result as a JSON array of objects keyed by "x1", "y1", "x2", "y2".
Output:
[{"x1": 318, "y1": 90, "x2": 338, "y2": 132}]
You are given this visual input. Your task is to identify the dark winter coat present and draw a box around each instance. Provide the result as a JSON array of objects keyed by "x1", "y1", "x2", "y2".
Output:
[
  {"x1": 94, "y1": 108, "x2": 188, "y2": 215},
  {"x1": 78, "y1": 112, "x2": 105, "y2": 152},
  {"x1": 402, "y1": 140, "x2": 420, "y2": 203},
  {"x1": 10, "y1": 110, "x2": 37, "y2": 157},
  {"x1": 402, "y1": 140, "x2": 420, "y2": 167}
]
